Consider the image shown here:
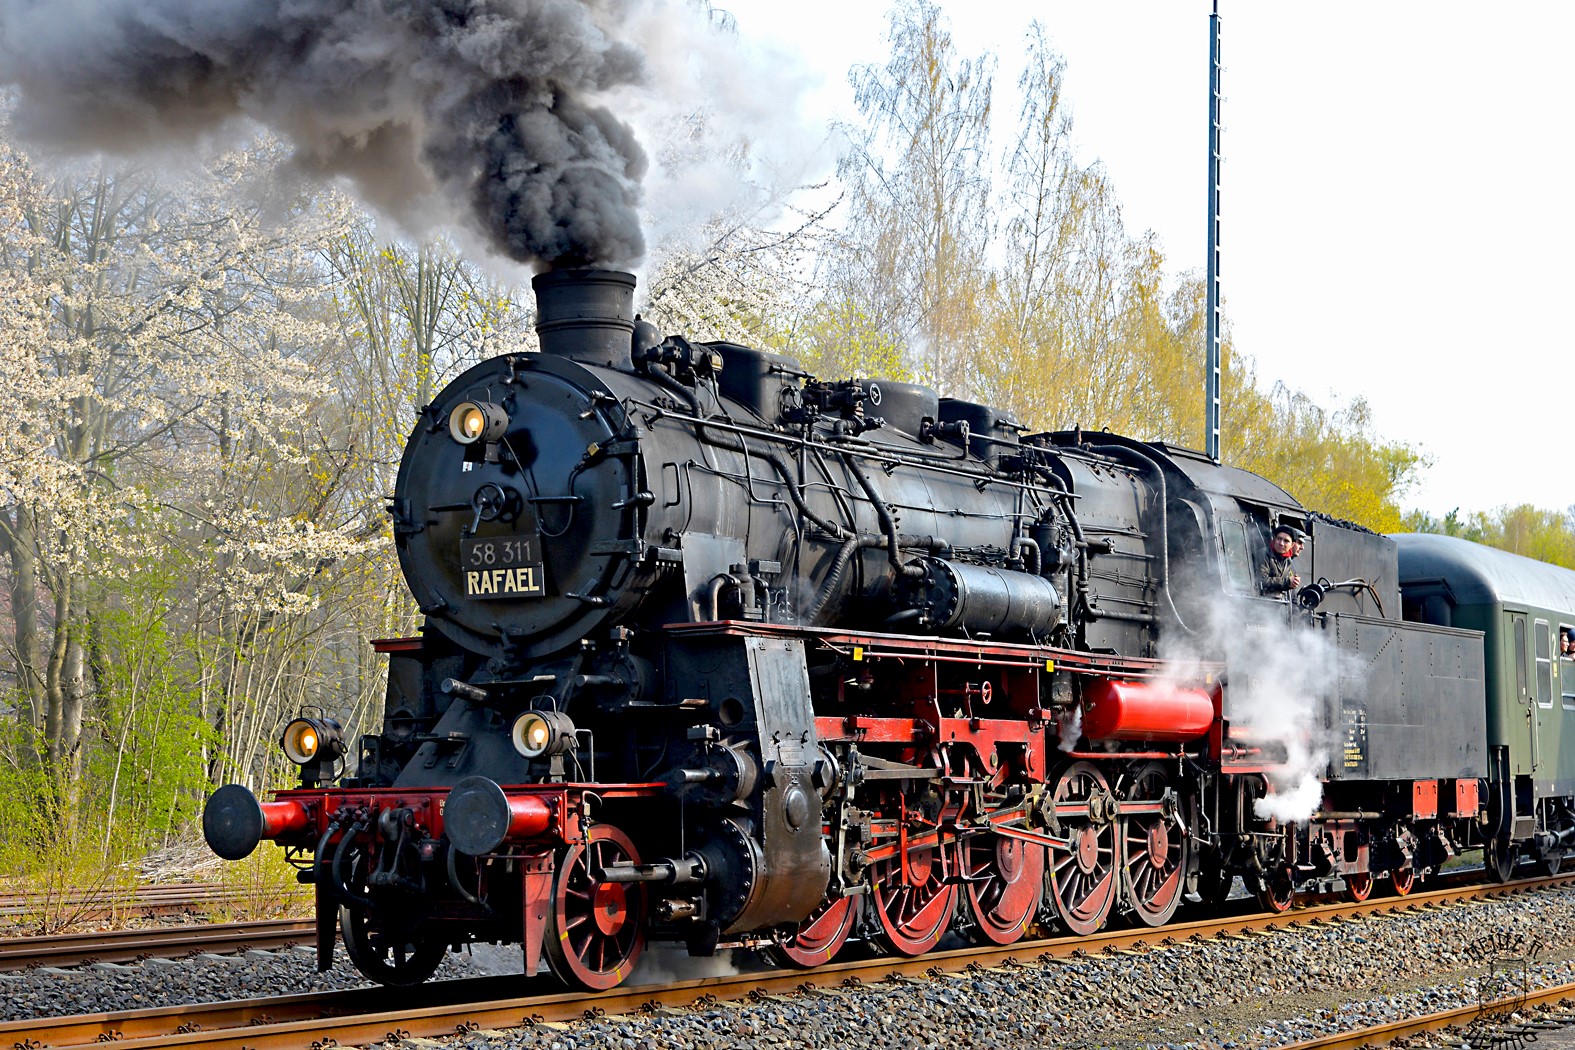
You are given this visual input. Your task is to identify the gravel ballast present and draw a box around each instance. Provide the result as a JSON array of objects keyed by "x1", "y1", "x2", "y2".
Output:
[{"x1": 4, "y1": 887, "x2": 1575, "y2": 1049}]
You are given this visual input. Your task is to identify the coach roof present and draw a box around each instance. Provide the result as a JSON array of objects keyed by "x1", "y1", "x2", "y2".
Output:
[{"x1": 1394, "y1": 532, "x2": 1575, "y2": 611}]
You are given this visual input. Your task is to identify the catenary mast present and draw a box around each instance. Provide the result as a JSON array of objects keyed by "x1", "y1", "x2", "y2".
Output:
[{"x1": 1205, "y1": 2, "x2": 1223, "y2": 462}]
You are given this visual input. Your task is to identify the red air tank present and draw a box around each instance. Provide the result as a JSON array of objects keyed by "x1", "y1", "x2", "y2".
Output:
[{"x1": 1081, "y1": 679, "x2": 1215, "y2": 742}]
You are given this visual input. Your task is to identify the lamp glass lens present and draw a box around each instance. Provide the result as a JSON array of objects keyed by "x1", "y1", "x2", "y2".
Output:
[
  {"x1": 283, "y1": 719, "x2": 321, "y2": 764},
  {"x1": 513, "y1": 713, "x2": 548, "y2": 757}
]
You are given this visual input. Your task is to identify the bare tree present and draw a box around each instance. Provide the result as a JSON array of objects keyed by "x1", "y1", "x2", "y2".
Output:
[{"x1": 831, "y1": 0, "x2": 994, "y2": 395}]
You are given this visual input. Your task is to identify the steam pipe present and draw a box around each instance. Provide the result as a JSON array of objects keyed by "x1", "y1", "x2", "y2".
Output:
[
  {"x1": 806, "y1": 533, "x2": 953, "y2": 623},
  {"x1": 633, "y1": 396, "x2": 1067, "y2": 503},
  {"x1": 1319, "y1": 577, "x2": 1388, "y2": 618},
  {"x1": 842, "y1": 451, "x2": 925, "y2": 579},
  {"x1": 804, "y1": 535, "x2": 864, "y2": 623},
  {"x1": 313, "y1": 820, "x2": 339, "y2": 897},
  {"x1": 1086, "y1": 442, "x2": 1193, "y2": 633},
  {"x1": 445, "y1": 845, "x2": 491, "y2": 912},
  {"x1": 1020, "y1": 463, "x2": 1091, "y2": 617},
  {"x1": 1012, "y1": 536, "x2": 1042, "y2": 576}
]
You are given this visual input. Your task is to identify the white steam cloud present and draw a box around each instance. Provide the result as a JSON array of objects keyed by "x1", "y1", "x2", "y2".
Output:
[
  {"x1": 630, "y1": 944, "x2": 741, "y2": 984},
  {"x1": 1163, "y1": 598, "x2": 1353, "y2": 823},
  {"x1": 1057, "y1": 705, "x2": 1082, "y2": 752}
]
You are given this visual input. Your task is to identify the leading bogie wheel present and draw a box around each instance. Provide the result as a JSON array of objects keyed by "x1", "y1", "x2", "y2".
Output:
[
  {"x1": 338, "y1": 851, "x2": 447, "y2": 989},
  {"x1": 337, "y1": 849, "x2": 446, "y2": 987},
  {"x1": 341, "y1": 902, "x2": 447, "y2": 986},
  {"x1": 1536, "y1": 847, "x2": 1564, "y2": 878},
  {"x1": 544, "y1": 824, "x2": 648, "y2": 991},
  {"x1": 1484, "y1": 836, "x2": 1516, "y2": 883}
]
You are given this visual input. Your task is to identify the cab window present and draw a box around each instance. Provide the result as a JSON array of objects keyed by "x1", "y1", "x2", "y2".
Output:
[{"x1": 1219, "y1": 519, "x2": 1255, "y2": 594}]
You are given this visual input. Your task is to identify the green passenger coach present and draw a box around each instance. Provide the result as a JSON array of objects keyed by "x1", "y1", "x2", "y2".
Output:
[{"x1": 1396, "y1": 532, "x2": 1575, "y2": 878}]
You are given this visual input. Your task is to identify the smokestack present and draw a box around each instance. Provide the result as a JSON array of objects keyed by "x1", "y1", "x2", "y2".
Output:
[{"x1": 531, "y1": 269, "x2": 637, "y2": 366}]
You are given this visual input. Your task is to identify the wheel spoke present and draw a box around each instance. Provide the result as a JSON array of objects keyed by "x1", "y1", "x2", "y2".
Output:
[
  {"x1": 871, "y1": 852, "x2": 957, "y2": 956},
  {"x1": 545, "y1": 825, "x2": 647, "y2": 991}
]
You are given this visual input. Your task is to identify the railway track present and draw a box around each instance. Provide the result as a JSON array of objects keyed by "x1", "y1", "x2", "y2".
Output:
[
  {"x1": 1282, "y1": 984, "x2": 1575, "y2": 1050},
  {"x1": 0, "y1": 918, "x2": 317, "y2": 971},
  {"x1": 0, "y1": 883, "x2": 294, "y2": 925},
  {"x1": 5, "y1": 872, "x2": 1572, "y2": 1050}
]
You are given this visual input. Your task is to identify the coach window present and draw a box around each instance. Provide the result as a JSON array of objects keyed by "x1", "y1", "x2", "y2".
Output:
[
  {"x1": 1535, "y1": 619, "x2": 1554, "y2": 709},
  {"x1": 1513, "y1": 616, "x2": 1529, "y2": 702},
  {"x1": 1563, "y1": 625, "x2": 1575, "y2": 709}
]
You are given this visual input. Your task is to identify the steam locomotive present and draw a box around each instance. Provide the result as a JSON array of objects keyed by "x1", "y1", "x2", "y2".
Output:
[{"x1": 203, "y1": 268, "x2": 1572, "y2": 990}]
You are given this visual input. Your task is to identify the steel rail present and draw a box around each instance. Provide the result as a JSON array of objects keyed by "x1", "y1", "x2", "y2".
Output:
[
  {"x1": 0, "y1": 883, "x2": 227, "y2": 908},
  {"x1": 0, "y1": 883, "x2": 292, "y2": 923},
  {"x1": 5, "y1": 872, "x2": 1572, "y2": 1050},
  {"x1": 1280, "y1": 982, "x2": 1575, "y2": 1050},
  {"x1": 0, "y1": 918, "x2": 317, "y2": 971},
  {"x1": 0, "y1": 974, "x2": 545, "y2": 1048}
]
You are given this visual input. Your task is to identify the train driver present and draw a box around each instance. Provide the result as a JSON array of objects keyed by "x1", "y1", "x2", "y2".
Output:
[{"x1": 1260, "y1": 524, "x2": 1302, "y2": 597}]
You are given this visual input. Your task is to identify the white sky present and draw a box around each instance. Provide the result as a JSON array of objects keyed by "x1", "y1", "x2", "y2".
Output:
[{"x1": 717, "y1": 1, "x2": 1575, "y2": 519}]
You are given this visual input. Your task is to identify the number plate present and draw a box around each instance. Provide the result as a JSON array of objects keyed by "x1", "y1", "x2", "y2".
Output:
[{"x1": 461, "y1": 535, "x2": 546, "y2": 600}]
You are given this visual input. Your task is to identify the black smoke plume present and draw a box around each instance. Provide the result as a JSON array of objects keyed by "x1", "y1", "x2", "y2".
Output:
[{"x1": 0, "y1": 0, "x2": 658, "y2": 269}]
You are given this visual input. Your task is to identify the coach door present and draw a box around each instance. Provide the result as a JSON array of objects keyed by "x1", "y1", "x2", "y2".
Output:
[
  {"x1": 1507, "y1": 611, "x2": 1540, "y2": 774},
  {"x1": 1536, "y1": 618, "x2": 1557, "y2": 783}
]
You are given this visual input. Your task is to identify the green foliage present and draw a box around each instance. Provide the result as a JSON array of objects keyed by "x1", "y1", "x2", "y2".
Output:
[
  {"x1": 1227, "y1": 384, "x2": 1427, "y2": 533},
  {"x1": 0, "y1": 716, "x2": 49, "y2": 865},
  {"x1": 209, "y1": 843, "x2": 312, "y2": 922},
  {"x1": 1406, "y1": 505, "x2": 1575, "y2": 568},
  {"x1": 86, "y1": 561, "x2": 219, "y2": 850},
  {"x1": 0, "y1": 719, "x2": 144, "y2": 932},
  {"x1": 757, "y1": 296, "x2": 910, "y2": 381}
]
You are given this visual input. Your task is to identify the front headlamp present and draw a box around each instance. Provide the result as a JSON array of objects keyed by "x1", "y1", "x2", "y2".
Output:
[
  {"x1": 510, "y1": 710, "x2": 576, "y2": 759},
  {"x1": 448, "y1": 400, "x2": 509, "y2": 445},
  {"x1": 281, "y1": 716, "x2": 345, "y2": 766}
]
